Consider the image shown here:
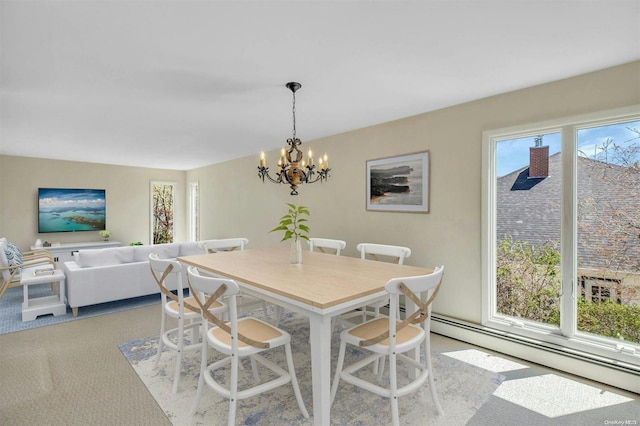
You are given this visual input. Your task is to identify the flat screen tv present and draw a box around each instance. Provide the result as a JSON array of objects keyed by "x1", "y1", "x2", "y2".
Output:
[{"x1": 38, "y1": 188, "x2": 106, "y2": 233}]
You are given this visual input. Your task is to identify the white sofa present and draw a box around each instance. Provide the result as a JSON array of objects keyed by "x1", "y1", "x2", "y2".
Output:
[{"x1": 63, "y1": 242, "x2": 205, "y2": 316}]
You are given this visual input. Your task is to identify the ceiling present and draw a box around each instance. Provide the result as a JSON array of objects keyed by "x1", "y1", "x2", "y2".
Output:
[{"x1": 1, "y1": 1, "x2": 639, "y2": 171}]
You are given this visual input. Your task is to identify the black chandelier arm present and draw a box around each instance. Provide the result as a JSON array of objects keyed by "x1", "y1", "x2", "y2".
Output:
[
  {"x1": 258, "y1": 164, "x2": 330, "y2": 189},
  {"x1": 257, "y1": 166, "x2": 284, "y2": 184},
  {"x1": 305, "y1": 167, "x2": 331, "y2": 183}
]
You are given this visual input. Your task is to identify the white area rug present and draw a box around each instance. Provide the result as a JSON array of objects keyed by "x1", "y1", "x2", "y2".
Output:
[{"x1": 120, "y1": 310, "x2": 504, "y2": 425}]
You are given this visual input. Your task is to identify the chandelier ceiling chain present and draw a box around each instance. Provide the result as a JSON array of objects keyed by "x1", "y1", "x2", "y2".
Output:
[
  {"x1": 258, "y1": 82, "x2": 330, "y2": 196},
  {"x1": 291, "y1": 84, "x2": 296, "y2": 141}
]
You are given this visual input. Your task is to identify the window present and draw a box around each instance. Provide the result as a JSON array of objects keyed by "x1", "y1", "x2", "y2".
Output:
[
  {"x1": 483, "y1": 106, "x2": 640, "y2": 366},
  {"x1": 580, "y1": 277, "x2": 621, "y2": 304},
  {"x1": 150, "y1": 181, "x2": 175, "y2": 244},
  {"x1": 188, "y1": 181, "x2": 199, "y2": 242}
]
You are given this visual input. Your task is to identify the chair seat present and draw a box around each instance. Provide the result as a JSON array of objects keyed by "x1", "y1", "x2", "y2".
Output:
[
  {"x1": 344, "y1": 317, "x2": 424, "y2": 349},
  {"x1": 210, "y1": 317, "x2": 288, "y2": 355}
]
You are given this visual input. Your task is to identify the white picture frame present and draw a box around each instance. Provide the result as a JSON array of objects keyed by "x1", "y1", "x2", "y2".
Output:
[{"x1": 366, "y1": 151, "x2": 430, "y2": 213}]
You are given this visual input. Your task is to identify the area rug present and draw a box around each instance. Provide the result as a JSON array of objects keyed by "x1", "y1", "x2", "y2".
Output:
[
  {"x1": 120, "y1": 310, "x2": 505, "y2": 425},
  {"x1": 0, "y1": 284, "x2": 161, "y2": 335}
]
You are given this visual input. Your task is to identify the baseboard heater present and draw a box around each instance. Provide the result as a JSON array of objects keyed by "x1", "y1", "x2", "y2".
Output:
[{"x1": 430, "y1": 314, "x2": 640, "y2": 377}]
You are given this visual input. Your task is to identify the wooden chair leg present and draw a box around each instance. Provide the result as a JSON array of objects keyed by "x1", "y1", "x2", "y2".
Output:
[{"x1": 0, "y1": 280, "x2": 10, "y2": 301}]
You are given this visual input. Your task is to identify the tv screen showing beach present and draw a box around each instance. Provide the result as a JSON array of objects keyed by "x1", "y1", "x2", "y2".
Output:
[{"x1": 38, "y1": 188, "x2": 106, "y2": 233}]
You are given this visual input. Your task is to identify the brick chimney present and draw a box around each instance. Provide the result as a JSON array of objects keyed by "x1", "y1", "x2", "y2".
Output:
[{"x1": 529, "y1": 136, "x2": 549, "y2": 178}]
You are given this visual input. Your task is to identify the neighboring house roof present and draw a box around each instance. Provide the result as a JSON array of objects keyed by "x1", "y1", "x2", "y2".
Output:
[{"x1": 496, "y1": 151, "x2": 640, "y2": 273}]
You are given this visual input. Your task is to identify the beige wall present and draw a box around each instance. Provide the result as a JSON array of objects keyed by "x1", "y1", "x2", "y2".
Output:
[
  {"x1": 187, "y1": 61, "x2": 640, "y2": 324},
  {"x1": 0, "y1": 157, "x2": 186, "y2": 250},
  {"x1": 1, "y1": 62, "x2": 637, "y2": 326}
]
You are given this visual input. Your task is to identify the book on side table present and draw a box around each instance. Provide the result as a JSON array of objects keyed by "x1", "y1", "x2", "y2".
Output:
[{"x1": 34, "y1": 267, "x2": 55, "y2": 276}]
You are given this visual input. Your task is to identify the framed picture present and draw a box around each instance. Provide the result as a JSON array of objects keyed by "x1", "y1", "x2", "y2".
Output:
[{"x1": 366, "y1": 151, "x2": 430, "y2": 213}]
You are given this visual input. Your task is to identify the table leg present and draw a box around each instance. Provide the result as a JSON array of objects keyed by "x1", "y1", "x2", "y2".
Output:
[{"x1": 308, "y1": 312, "x2": 332, "y2": 426}]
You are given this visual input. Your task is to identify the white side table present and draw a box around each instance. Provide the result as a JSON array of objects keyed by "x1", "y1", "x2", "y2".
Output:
[{"x1": 21, "y1": 268, "x2": 67, "y2": 321}]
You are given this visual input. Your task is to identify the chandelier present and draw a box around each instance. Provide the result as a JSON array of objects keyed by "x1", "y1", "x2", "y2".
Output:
[{"x1": 258, "y1": 82, "x2": 330, "y2": 195}]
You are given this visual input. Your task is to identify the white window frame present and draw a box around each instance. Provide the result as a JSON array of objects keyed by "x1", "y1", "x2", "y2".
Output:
[
  {"x1": 482, "y1": 105, "x2": 640, "y2": 367},
  {"x1": 150, "y1": 180, "x2": 177, "y2": 245},
  {"x1": 188, "y1": 181, "x2": 199, "y2": 242}
]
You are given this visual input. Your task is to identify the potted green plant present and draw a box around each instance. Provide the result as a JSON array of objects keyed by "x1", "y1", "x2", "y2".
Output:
[
  {"x1": 270, "y1": 203, "x2": 310, "y2": 264},
  {"x1": 99, "y1": 230, "x2": 111, "y2": 241}
]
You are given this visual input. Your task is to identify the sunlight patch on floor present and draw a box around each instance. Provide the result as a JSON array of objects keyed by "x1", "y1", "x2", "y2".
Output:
[
  {"x1": 493, "y1": 374, "x2": 633, "y2": 418},
  {"x1": 442, "y1": 348, "x2": 529, "y2": 373}
]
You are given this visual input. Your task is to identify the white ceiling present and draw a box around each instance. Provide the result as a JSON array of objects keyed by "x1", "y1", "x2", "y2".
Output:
[{"x1": 1, "y1": 1, "x2": 639, "y2": 171}]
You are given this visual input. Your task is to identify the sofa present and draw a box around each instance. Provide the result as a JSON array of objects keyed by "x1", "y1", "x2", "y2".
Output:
[{"x1": 63, "y1": 242, "x2": 205, "y2": 316}]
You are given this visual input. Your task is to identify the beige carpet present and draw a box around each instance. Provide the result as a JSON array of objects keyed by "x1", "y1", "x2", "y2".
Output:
[{"x1": 0, "y1": 304, "x2": 171, "y2": 426}]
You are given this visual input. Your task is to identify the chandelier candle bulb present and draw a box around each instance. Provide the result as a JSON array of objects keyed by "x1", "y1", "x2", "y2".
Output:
[
  {"x1": 260, "y1": 151, "x2": 266, "y2": 167},
  {"x1": 308, "y1": 149, "x2": 313, "y2": 166}
]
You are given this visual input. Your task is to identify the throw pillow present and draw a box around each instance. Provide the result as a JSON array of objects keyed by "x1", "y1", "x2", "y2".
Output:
[{"x1": 4, "y1": 243, "x2": 23, "y2": 274}]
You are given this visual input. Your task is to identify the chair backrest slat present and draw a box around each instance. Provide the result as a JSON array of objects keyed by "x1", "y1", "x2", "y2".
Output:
[
  {"x1": 201, "y1": 238, "x2": 249, "y2": 253},
  {"x1": 356, "y1": 243, "x2": 411, "y2": 265},
  {"x1": 309, "y1": 238, "x2": 346, "y2": 256}
]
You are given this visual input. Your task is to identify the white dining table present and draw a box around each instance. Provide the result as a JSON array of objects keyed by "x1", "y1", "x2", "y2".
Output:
[{"x1": 178, "y1": 247, "x2": 432, "y2": 425}]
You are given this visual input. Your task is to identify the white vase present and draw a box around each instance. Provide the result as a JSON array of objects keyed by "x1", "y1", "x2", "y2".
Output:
[{"x1": 290, "y1": 239, "x2": 302, "y2": 264}]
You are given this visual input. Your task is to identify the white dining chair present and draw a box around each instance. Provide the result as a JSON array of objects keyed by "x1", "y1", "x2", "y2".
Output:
[
  {"x1": 186, "y1": 266, "x2": 309, "y2": 425},
  {"x1": 200, "y1": 238, "x2": 269, "y2": 320},
  {"x1": 356, "y1": 243, "x2": 412, "y2": 375},
  {"x1": 330, "y1": 266, "x2": 445, "y2": 426},
  {"x1": 308, "y1": 237, "x2": 346, "y2": 255},
  {"x1": 308, "y1": 237, "x2": 386, "y2": 329},
  {"x1": 148, "y1": 253, "x2": 226, "y2": 394},
  {"x1": 357, "y1": 243, "x2": 412, "y2": 320},
  {"x1": 275, "y1": 237, "x2": 348, "y2": 326},
  {"x1": 200, "y1": 237, "x2": 249, "y2": 253}
]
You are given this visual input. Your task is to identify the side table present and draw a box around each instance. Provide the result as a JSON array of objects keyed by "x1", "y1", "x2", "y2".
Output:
[{"x1": 21, "y1": 268, "x2": 67, "y2": 321}]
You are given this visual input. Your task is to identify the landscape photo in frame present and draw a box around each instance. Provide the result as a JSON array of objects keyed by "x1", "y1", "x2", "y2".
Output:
[{"x1": 366, "y1": 151, "x2": 429, "y2": 213}]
